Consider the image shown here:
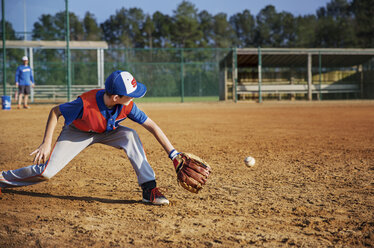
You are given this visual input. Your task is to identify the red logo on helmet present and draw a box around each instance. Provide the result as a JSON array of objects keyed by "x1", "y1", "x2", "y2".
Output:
[{"x1": 131, "y1": 78, "x2": 137, "y2": 88}]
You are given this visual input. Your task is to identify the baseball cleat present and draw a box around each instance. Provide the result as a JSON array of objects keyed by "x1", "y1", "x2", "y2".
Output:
[{"x1": 142, "y1": 187, "x2": 169, "y2": 205}]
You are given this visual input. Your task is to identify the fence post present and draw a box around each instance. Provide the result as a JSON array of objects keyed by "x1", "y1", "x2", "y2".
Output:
[
  {"x1": 97, "y1": 49, "x2": 101, "y2": 86},
  {"x1": 359, "y1": 64, "x2": 364, "y2": 99},
  {"x1": 29, "y1": 47, "x2": 34, "y2": 102},
  {"x1": 307, "y1": 53, "x2": 312, "y2": 101},
  {"x1": 101, "y1": 49, "x2": 104, "y2": 87},
  {"x1": 180, "y1": 48, "x2": 184, "y2": 103},
  {"x1": 258, "y1": 47, "x2": 262, "y2": 103},
  {"x1": 233, "y1": 48, "x2": 238, "y2": 103},
  {"x1": 65, "y1": 0, "x2": 71, "y2": 101},
  {"x1": 2, "y1": 0, "x2": 6, "y2": 96},
  {"x1": 319, "y1": 51, "x2": 322, "y2": 100}
]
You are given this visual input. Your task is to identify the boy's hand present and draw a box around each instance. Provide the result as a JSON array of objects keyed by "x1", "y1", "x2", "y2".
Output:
[{"x1": 30, "y1": 143, "x2": 51, "y2": 165}]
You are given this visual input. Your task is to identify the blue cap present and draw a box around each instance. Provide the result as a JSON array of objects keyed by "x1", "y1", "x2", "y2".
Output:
[{"x1": 104, "y1": 70, "x2": 147, "y2": 98}]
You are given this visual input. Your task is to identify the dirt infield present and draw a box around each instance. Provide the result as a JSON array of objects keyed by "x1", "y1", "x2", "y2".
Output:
[{"x1": 0, "y1": 101, "x2": 373, "y2": 247}]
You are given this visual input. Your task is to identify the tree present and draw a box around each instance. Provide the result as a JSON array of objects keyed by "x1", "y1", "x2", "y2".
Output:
[
  {"x1": 1, "y1": 19, "x2": 19, "y2": 40},
  {"x1": 315, "y1": 0, "x2": 356, "y2": 47},
  {"x1": 279, "y1": 11, "x2": 296, "y2": 47},
  {"x1": 171, "y1": 1, "x2": 202, "y2": 48},
  {"x1": 32, "y1": 11, "x2": 84, "y2": 41},
  {"x1": 212, "y1": 13, "x2": 234, "y2": 48},
  {"x1": 229, "y1": 10, "x2": 255, "y2": 47},
  {"x1": 294, "y1": 15, "x2": 318, "y2": 48},
  {"x1": 32, "y1": 12, "x2": 98, "y2": 85},
  {"x1": 143, "y1": 15, "x2": 155, "y2": 48},
  {"x1": 83, "y1": 12, "x2": 102, "y2": 41},
  {"x1": 0, "y1": 20, "x2": 24, "y2": 84},
  {"x1": 101, "y1": 7, "x2": 145, "y2": 48},
  {"x1": 253, "y1": 5, "x2": 298, "y2": 47},
  {"x1": 152, "y1": 11, "x2": 173, "y2": 48},
  {"x1": 351, "y1": 0, "x2": 374, "y2": 48},
  {"x1": 101, "y1": 8, "x2": 131, "y2": 47},
  {"x1": 126, "y1": 8, "x2": 146, "y2": 48},
  {"x1": 254, "y1": 5, "x2": 281, "y2": 47},
  {"x1": 0, "y1": 19, "x2": 23, "y2": 61},
  {"x1": 198, "y1": 10, "x2": 214, "y2": 47},
  {"x1": 32, "y1": 14, "x2": 60, "y2": 40}
]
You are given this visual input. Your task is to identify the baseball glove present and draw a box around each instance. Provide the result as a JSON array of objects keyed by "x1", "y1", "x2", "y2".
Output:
[{"x1": 172, "y1": 152, "x2": 211, "y2": 193}]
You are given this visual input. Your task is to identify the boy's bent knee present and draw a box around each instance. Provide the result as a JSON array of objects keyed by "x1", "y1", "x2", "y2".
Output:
[
  {"x1": 40, "y1": 169, "x2": 55, "y2": 180},
  {"x1": 39, "y1": 173, "x2": 52, "y2": 181}
]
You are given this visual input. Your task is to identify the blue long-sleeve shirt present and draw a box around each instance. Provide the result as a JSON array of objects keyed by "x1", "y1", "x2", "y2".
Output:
[{"x1": 15, "y1": 65, "x2": 34, "y2": 86}]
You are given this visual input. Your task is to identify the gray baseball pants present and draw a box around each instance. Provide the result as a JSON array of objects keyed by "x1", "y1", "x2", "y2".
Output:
[{"x1": 0, "y1": 124, "x2": 156, "y2": 188}]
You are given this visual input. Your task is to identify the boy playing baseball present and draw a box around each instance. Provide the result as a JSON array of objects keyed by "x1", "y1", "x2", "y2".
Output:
[{"x1": 0, "y1": 70, "x2": 182, "y2": 205}]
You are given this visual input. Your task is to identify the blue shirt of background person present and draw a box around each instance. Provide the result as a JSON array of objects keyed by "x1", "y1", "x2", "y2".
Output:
[{"x1": 15, "y1": 64, "x2": 34, "y2": 86}]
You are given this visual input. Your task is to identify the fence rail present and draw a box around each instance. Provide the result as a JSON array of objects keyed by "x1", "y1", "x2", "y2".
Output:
[{"x1": 7, "y1": 85, "x2": 99, "y2": 102}]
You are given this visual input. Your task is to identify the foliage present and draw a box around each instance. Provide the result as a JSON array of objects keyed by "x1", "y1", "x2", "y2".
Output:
[
  {"x1": 171, "y1": 1, "x2": 202, "y2": 48},
  {"x1": 0, "y1": 20, "x2": 24, "y2": 84},
  {"x1": 2, "y1": 0, "x2": 373, "y2": 92},
  {"x1": 351, "y1": 0, "x2": 374, "y2": 48},
  {"x1": 3, "y1": 0, "x2": 369, "y2": 49}
]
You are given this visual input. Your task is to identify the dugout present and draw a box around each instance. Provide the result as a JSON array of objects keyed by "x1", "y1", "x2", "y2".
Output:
[
  {"x1": 1, "y1": 40, "x2": 108, "y2": 86},
  {"x1": 219, "y1": 48, "x2": 374, "y2": 102},
  {"x1": 0, "y1": 40, "x2": 108, "y2": 101}
]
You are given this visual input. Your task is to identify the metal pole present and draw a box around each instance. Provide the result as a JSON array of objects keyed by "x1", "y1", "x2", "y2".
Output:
[
  {"x1": 319, "y1": 51, "x2": 322, "y2": 100},
  {"x1": 65, "y1": 0, "x2": 71, "y2": 101},
  {"x1": 180, "y1": 48, "x2": 184, "y2": 103},
  {"x1": 101, "y1": 49, "x2": 104, "y2": 88},
  {"x1": 307, "y1": 53, "x2": 312, "y2": 101},
  {"x1": 360, "y1": 64, "x2": 364, "y2": 99},
  {"x1": 97, "y1": 49, "x2": 100, "y2": 86},
  {"x1": 2, "y1": 0, "x2": 6, "y2": 96},
  {"x1": 23, "y1": 0, "x2": 27, "y2": 56},
  {"x1": 29, "y1": 47, "x2": 34, "y2": 102},
  {"x1": 258, "y1": 47, "x2": 262, "y2": 103},
  {"x1": 233, "y1": 48, "x2": 238, "y2": 103}
]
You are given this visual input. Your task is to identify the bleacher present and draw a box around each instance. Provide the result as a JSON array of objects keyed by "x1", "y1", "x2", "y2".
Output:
[
  {"x1": 237, "y1": 83, "x2": 360, "y2": 95},
  {"x1": 7, "y1": 85, "x2": 100, "y2": 102}
]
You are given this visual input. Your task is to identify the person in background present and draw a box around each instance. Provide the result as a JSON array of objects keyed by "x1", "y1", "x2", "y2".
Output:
[{"x1": 15, "y1": 56, "x2": 35, "y2": 109}]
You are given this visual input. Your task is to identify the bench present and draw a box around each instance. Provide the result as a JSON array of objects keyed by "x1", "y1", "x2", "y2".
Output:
[
  {"x1": 6, "y1": 85, "x2": 100, "y2": 102},
  {"x1": 31, "y1": 85, "x2": 99, "y2": 100},
  {"x1": 237, "y1": 83, "x2": 360, "y2": 99}
]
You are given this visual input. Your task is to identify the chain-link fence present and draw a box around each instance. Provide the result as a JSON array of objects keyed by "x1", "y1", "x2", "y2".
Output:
[
  {"x1": 2, "y1": 47, "x2": 374, "y2": 102},
  {"x1": 1, "y1": 47, "x2": 232, "y2": 102}
]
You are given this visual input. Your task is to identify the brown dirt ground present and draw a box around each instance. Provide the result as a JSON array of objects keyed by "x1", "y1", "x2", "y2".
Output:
[{"x1": 0, "y1": 100, "x2": 373, "y2": 247}]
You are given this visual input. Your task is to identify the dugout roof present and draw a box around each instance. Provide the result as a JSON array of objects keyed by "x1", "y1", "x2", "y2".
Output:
[
  {"x1": 0, "y1": 40, "x2": 108, "y2": 49},
  {"x1": 221, "y1": 48, "x2": 374, "y2": 68}
]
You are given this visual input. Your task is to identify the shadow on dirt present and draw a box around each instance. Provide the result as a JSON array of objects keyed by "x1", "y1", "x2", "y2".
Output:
[{"x1": 2, "y1": 188, "x2": 140, "y2": 205}]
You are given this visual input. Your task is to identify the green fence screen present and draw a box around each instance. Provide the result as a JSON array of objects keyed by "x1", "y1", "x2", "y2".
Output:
[{"x1": 1, "y1": 48, "x2": 231, "y2": 102}]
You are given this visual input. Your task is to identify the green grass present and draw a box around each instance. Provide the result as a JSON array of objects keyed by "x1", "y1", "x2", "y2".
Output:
[{"x1": 134, "y1": 96, "x2": 219, "y2": 103}]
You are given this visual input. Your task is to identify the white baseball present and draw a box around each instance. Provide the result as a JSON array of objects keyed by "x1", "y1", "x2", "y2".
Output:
[{"x1": 244, "y1": 156, "x2": 255, "y2": 167}]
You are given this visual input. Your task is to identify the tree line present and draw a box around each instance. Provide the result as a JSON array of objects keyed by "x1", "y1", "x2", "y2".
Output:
[{"x1": 2, "y1": 0, "x2": 374, "y2": 49}]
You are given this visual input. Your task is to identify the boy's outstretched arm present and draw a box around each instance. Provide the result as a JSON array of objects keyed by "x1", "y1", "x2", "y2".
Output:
[
  {"x1": 141, "y1": 117, "x2": 175, "y2": 155},
  {"x1": 142, "y1": 117, "x2": 211, "y2": 194},
  {"x1": 30, "y1": 105, "x2": 62, "y2": 165}
]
